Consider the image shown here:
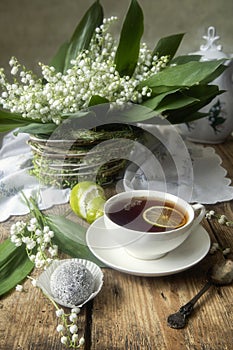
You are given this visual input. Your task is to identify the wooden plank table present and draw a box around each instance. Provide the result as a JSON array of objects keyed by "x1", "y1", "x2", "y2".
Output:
[{"x1": 1, "y1": 137, "x2": 233, "y2": 350}]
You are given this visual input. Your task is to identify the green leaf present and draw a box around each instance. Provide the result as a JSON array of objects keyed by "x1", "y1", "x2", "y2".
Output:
[
  {"x1": 64, "y1": 1, "x2": 103, "y2": 72},
  {"x1": 138, "y1": 59, "x2": 226, "y2": 89},
  {"x1": 182, "y1": 112, "x2": 209, "y2": 123},
  {"x1": 49, "y1": 41, "x2": 69, "y2": 72},
  {"x1": 115, "y1": 0, "x2": 144, "y2": 77},
  {"x1": 61, "y1": 110, "x2": 95, "y2": 119},
  {"x1": 155, "y1": 93, "x2": 199, "y2": 114},
  {"x1": 88, "y1": 95, "x2": 109, "y2": 107},
  {"x1": 166, "y1": 86, "x2": 223, "y2": 124},
  {"x1": 108, "y1": 104, "x2": 159, "y2": 123},
  {"x1": 142, "y1": 89, "x2": 180, "y2": 110},
  {"x1": 199, "y1": 64, "x2": 226, "y2": 84},
  {"x1": 182, "y1": 84, "x2": 222, "y2": 100},
  {"x1": 170, "y1": 55, "x2": 202, "y2": 65},
  {"x1": 153, "y1": 33, "x2": 185, "y2": 60},
  {"x1": 167, "y1": 108, "x2": 208, "y2": 124},
  {"x1": 0, "y1": 120, "x2": 29, "y2": 133},
  {"x1": 0, "y1": 110, "x2": 32, "y2": 132},
  {"x1": 0, "y1": 239, "x2": 34, "y2": 296},
  {"x1": 0, "y1": 238, "x2": 18, "y2": 266},
  {"x1": 16, "y1": 122, "x2": 57, "y2": 136},
  {"x1": 47, "y1": 214, "x2": 105, "y2": 267},
  {"x1": 150, "y1": 85, "x2": 180, "y2": 95}
]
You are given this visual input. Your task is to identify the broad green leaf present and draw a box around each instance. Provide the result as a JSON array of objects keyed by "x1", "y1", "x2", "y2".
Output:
[
  {"x1": 163, "y1": 85, "x2": 221, "y2": 113},
  {"x1": 108, "y1": 104, "x2": 159, "y2": 123},
  {"x1": 170, "y1": 55, "x2": 202, "y2": 65},
  {"x1": 16, "y1": 122, "x2": 57, "y2": 136},
  {"x1": 115, "y1": 0, "x2": 144, "y2": 77},
  {"x1": 61, "y1": 110, "x2": 96, "y2": 119},
  {"x1": 142, "y1": 89, "x2": 180, "y2": 110},
  {"x1": 150, "y1": 85, "x2": 180, "y2": 95},
  {"x1": 0, "y1": 237, "x2": 18, "y2": 266},
  {"x1": 0, "y1": 120, "x2": 29, "y2": 133},
  {"x1": 59, "y1": 110, "x2": 98, "y2": 131},
  {"x1": 138, "y1": 59, "x2": 226, "y2": 88},
  {"x1": 47, "y1": 214, "x2": 87, "y2": 245},
  {"x1": 0, "y1": 110, "x2": 25, "y2": 121},
  {"x1": 181, "y1": 112, "x2": 209, "y2": 123},
  {"x1": 64, "y1": 1, "x2": 103, "y2": 72},
  {"x1": 49, "y1": 41, "x2": 69, "y2": 72},
  {"x1": 155, "y1": 93, "x2": 199, "y2": 114},
  {"x1": 0, "y1": 110, "x2": 30, "y2": 132},
  {"x1": 167, "y1": 109, "x2": 208, "y2": 124},
  {"x1": 88, "y1": 97, "x2": 110, "y2": 123},
  {"x1": 153, "y1": 33, "x2": 185, "y2": 60},
  {"x1": 182, "y1": 84, "x2": 222, "y2": 100},
  {"x1": 166, "y1": 87, "x2": 223, "y2": 124},
  {"x1": 88, "y1": 95, "x2": 109, "y2": 107},
  {"x1": 0, "y1": 239, "x2": 34, "y2": 296},
  {"x1": 199, "y1": 64, "x2": 226, "y2": 84},
  {"x1": 47, "y1": 214, "x2": 105, "y2": 267}
]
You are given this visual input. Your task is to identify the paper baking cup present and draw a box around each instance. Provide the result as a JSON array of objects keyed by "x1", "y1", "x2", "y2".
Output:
[{"x1": 37, "y1": 258, "x2": 104, "y2": 308}]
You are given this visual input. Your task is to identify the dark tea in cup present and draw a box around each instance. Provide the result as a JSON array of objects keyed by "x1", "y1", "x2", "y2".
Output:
[{"x1": 106, "y1": 196, "x2": 188, "y2": 233}]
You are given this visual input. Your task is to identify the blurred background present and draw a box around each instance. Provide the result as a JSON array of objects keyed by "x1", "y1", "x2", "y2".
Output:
[{"x1": 0, "y1": 0, "x2": 232, "y2": 75}]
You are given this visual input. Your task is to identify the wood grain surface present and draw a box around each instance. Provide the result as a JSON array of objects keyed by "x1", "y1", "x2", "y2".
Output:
[{"x1": 0, "y1": 138, "x2": 233, "y2": 350}]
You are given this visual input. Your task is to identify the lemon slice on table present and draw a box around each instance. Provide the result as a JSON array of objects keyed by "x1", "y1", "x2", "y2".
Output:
[
  {"x1": 70, "y1": 181, "x2": 106, "y2": 223},
  {"x1": 142, "y1": 206, "x2": 186, "y2": 229}
]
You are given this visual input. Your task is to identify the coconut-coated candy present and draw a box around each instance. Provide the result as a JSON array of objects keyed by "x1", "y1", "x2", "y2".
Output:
[{"x1": 50, "y1": 260, "x2": 94, "y2": 305}]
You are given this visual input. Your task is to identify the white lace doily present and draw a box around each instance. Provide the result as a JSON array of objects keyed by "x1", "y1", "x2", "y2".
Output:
[
  {"x1": 0, "y1": 132, "x2": 70, "y2": 222},
  {"x1": 123, "y1": 125, "x2": 233, "y2": 204}
]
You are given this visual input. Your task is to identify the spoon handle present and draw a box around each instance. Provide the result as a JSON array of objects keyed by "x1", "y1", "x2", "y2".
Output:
[
  {"x1": 167, "y1": 281, "x2": 212, "y2": 329},
  {"x1": 179, "y1": 280, "x2": 212, "y2": 315}
]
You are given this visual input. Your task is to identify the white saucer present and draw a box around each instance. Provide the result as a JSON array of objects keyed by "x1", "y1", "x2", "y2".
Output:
[{"x1": 86, "y1": 217, "x2": 211, "y2": 277}]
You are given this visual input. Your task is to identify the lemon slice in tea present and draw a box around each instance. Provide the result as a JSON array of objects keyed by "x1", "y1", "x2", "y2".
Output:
[{"x1": 142, "y1": 205, "x2": 186, "y2": 229}]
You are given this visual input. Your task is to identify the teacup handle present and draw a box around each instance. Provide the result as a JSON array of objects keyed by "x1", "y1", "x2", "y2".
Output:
[{"x1": 191, "y1": 203, "x2": 206, "y2": 228}]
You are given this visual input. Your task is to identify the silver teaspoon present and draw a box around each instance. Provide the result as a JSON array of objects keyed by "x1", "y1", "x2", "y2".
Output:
[{"x1": 167, "y1": 259, "x2": 233, "y2": 329}]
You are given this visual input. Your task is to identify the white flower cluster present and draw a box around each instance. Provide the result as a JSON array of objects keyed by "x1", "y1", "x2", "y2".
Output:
[
  {"x1": 206, "y1": 210, "x2": 232, "y2": 256},
  {"x1": 209, "y1": 242, "x2": 231, "y2": 256},
  {"x1": 10, "y1": 217, "x2": 58, "y2": 268},
  {"x1": 205, "y1": 210, "x2": 233, "y2": 227},
  {"x1": 15, "y1": 284, "x2": 24, "y2": 292},
  {"x1": 55, "y1": 307, "x2": 85, "y2": 348},
  {"x1": 0, "y1": 17, "x2": 168, "y2": 125}
]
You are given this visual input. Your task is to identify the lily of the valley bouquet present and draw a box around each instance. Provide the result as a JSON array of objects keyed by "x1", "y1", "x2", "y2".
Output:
[
  {"x1": 0, "y1": 1, "x2": 228, "y2": 347},
  {"x1": 0, "y1": 0, "x2": 226, "y2": 137}
]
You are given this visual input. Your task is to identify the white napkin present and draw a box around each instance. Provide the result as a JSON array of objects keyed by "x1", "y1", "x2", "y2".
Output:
[{"x1": 0, "y1": 131, "x2": 70, "y2": 222}]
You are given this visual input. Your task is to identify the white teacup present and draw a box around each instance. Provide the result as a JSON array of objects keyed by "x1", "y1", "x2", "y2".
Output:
[{"x1": 104, "y1": 190, "x2": 205, "y2": 260}]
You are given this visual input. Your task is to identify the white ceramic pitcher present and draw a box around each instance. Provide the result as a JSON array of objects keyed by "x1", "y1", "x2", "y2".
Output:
[{"x1": 179, "y1": 26, "x2": 233, "y2": 144}]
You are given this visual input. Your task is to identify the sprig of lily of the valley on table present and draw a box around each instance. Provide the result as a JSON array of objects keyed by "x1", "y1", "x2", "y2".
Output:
[
  {"x1": 0, "y1": 0, "x2": 226, "y2": 137},
  {"x1": 0, "y1": 193, "x2": 103, "y2": 349},
  {"x1": 0, "y1": 194, "x2": 103, "y2": 297}
]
